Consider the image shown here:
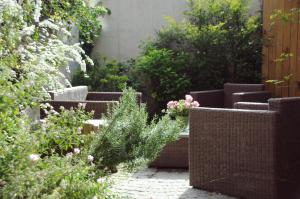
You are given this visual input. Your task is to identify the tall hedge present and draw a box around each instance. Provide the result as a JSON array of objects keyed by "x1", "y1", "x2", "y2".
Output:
[{"x1": 132, "y1": 0, "x2": 262, "y2": 113}]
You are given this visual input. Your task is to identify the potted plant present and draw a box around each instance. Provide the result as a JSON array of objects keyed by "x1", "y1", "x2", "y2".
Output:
[{"x1": 164, "y1": 95, "x2": 200, "y2": 132}]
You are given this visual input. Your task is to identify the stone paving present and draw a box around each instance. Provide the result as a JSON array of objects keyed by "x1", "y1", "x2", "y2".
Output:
[{"x1": 111, "y1": 168, "x2": 236, "y2": 199}]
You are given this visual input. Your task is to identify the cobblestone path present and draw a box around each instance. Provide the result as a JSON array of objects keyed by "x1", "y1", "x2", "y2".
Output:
[{"x1": 111, "y1": 168, "x2": 236, "y2": 199}]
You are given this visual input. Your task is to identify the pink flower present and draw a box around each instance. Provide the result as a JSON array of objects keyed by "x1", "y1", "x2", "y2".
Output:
[
  {"x1": 167, "y1": 101, "x2": 175, "y2": 109},
  {"x1": 184, "y1": 101, "x2": 191, "y2": 108},
  {"x1": 185, "y1": 95, "x2": 193, "y2": 102},
  {"x1": 167, "y1": 101, "x2": 178, "y2": 109},
  {"x1": 174, "y1": 101, "x2": 179, "y2": 108},
  {"x1": 191, "y1": 101, "x2": 200, "y2": 108}
]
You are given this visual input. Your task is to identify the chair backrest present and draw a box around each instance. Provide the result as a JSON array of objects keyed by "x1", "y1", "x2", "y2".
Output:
[
  {"x1": 49, "y1": 86, "x2": 88, "y2": 101},
  {"x1": 269, "y1": 97, "x2": 300, "y2": 135},
  {"x1": 224, "y1": 83, "x2": 265, "y2": 108},
  {"x1": 234, "y1": 102, "x2": 269, "y2": 110},
  {"x1": 86, "y1": 92, "x2": 142, "y2": 105},
  {"x1": 269, "y1": 97, "x2": 300, "y2": 186}
]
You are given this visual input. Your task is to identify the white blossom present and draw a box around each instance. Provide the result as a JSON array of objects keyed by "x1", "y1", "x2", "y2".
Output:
[
  {"x1": 77, "y1": 127, "x2": 82, "y2": 134},
  {"x1": 21, "y1": 25, "x2": 36, "y2": 37},
  {"x1": 29, "y1": 154, "x2": 40, "y2": 162},
  {"x1": 73, "y1": 148, "x2": 80, "y2": 154},
  {"x1": 96, "y1": 177, "x2": 106, "y2": 184},
  {"x1": 66, "y1": 152, "x2": 73, "y2": 159},
  {"x1": 49, "y1": 109, "x2": 59, "y2": 115},
  {"x1": 33, "y1": 0, "x2": 42, "y2": 22},
  {"x1": 1, "y1": 0, "x2": 92, "y2": 96},
  {"x1": 39, "y1": 20, "x2": 60, "y2": 31},
  {"x1": 88, "y1": 155, "x2": 94, "y2": 162}
]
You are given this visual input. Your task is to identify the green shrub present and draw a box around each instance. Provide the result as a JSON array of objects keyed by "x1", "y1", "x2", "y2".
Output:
[
  {"x1": 72, "y1": 59, "x2": 129, "y2": 92},
  {"x1": 89, "y1": 88, "x2": 181, "y2": 172},
  {"x1": 133, "y1": 0, "x2": 262, "y2": 112},
  {"x1": 0, "y1": 103, "x2": 116, "y2": 198},
  {"x1": 0, "y1": 1, "x2": 117, "y2": 198},
  {"x1": 133, "y1": 45, "x2": 191, "y2": 102},
  {"x1": 37, "y1": 104, "x2": 93, "y2": 156},
  {"x1": 2, "y1": 156, "x2": 116, "y2": 199}
]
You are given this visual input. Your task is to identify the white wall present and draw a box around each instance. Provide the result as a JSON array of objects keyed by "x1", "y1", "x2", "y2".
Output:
[{"x1": 92, "y1": 0, "x2": 262, "y2": 62}]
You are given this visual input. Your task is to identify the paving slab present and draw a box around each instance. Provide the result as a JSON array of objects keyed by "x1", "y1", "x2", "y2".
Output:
[{"x1": 111, "y1": 168, "x2": 236, "y2": 199}]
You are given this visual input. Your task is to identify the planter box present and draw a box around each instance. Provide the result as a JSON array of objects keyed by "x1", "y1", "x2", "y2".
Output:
[{"x1": 149, "y1": 133, "x2": 189, "y2": 168}]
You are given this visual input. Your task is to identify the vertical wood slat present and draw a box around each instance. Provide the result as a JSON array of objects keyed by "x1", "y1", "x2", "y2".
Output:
[
  {"x1": 269, "y1": 0, "x2": 278, "y2": 96},
  {"x1": 274, "y1": 0, "x2": 284, "y2": 97},
  {"x1": 262, "y1": 0, "x2": 275, "y2": 93},
  {"x1": 262, "y1": 0, "x2": 272, "y2": 93},
  {"x1": 296, "y1": 0, "x2": 300, "y2": 96},
  {"x1": 282, "y1": 1, "x2": 292, "y2": 97},
  {"x1": 290, "y1": 0, "x2": 299, "y2": 97},
  {"x1": 262, "y1": 0, "x2": 300, "y2": 97}
]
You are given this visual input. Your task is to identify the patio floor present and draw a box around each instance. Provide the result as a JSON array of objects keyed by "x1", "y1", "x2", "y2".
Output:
[{"x1": 111, "y1": 168, "x2": 236, "y2": 199}]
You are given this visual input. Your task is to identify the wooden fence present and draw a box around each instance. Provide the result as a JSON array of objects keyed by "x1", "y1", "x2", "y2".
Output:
[{"x1": 262, "y1": 0, "x2": 300, "y2": 97}]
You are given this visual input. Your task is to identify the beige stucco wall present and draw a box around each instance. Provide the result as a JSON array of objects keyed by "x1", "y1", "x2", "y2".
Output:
[{"x1": 92, "y1": 0, "x2": 262, "y2": 62}]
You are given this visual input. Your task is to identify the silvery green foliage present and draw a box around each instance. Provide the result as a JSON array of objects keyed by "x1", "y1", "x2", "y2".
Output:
[
  {"x1": 89, "y1": 88, "x2": 181, "y2": 172},
  {"x1": 0, "y1": 0, "x2": 93, "y2": 92}
]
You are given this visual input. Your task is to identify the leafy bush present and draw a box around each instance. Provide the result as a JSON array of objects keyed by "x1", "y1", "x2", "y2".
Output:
[
  {"x1": 133, "y1": 45, "x2": 191, "y2": 102},
  {"x1": 2, "y1": 156, "x2": 116, "y2": 199},
  {"x1": 0, "y1": 1, "x2": 115, "y2": 198},
  {"x1": 0, "y1": 105, "x2": 116, "y2": 198},
  {"x1": 89, "y1": 88, "x2": 181, "y2": 172},
  {"x1": 38, "y1": 104, "x2": 93, "y2": 155},
  {"x1": 72, "y1": 59, "x2": 129, "y2": 92},
  {"x1": 133, "y1": 0, "x2": 262, "y2": 112}
]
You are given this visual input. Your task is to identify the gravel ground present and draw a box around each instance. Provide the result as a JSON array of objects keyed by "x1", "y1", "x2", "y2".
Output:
[{"x1": 111, "y1": 168, "x2": 236, "y2": 199}]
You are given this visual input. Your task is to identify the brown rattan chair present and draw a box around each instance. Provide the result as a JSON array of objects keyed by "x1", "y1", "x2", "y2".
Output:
[
  {"x1": 189, "y1": 97, "x2": 300, "y2": 199},
  {"x1": 42, "y1": 86, "x2": 142, "y2": 119},
  {"x1": 190, "y1": 83, "x2": 271, "y2": 108}
]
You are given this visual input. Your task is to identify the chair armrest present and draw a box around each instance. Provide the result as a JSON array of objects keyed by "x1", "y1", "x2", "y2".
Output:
[
  {"x1": 234, "y1": 102, "x2": 269, "y2": 110},
  {"x1": 189, "y1": 107, "x2": 279, "y2": 194},
  {"x1": 41, "y1": 100, "x2": 118, "y2": 119},
  {"x1": 86, "y1": 92, "x2": 142, "y2": 105},
  {"x1": 190, "y1": 89, "x2": 224, "y2": 108},
  {"x1": 232, "y1": 91, "x2": 271, "y2": 105}
]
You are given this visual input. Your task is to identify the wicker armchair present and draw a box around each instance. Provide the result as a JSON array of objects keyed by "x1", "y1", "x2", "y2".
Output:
[
  {"x1": 42, "y1": 86, "x2": 142, "y2": 119},
  {"x1": 190, "y1": 83, "x2": 271, "y2": 108},
  {"x1": 189, "y1": 97, "x2": 300, "y2": 199}
]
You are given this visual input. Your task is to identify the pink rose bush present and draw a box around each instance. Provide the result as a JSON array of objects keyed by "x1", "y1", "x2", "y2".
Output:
[{"x1": 165, "y1": 95, "x2": 200, "y2": 117}]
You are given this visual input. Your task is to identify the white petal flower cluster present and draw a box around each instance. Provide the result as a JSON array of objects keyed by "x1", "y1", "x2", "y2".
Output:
[
  {"x1": 0, "y1": 0, "x2": 93, "y2": 91},
  {"x1": 33, "y1": 0, "x2": 42, "y2": 22},
  {"x1": 29, "y1": 154, "x2": 40, "y2": 162}
]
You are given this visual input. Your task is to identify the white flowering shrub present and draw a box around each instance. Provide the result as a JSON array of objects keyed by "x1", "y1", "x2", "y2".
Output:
[
  {"x1": 0, "y1": 1, "x2": 117, "y2": 198},
  {"x1": 1, "y1": 0, "x2": 92, "y2": 93}
]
